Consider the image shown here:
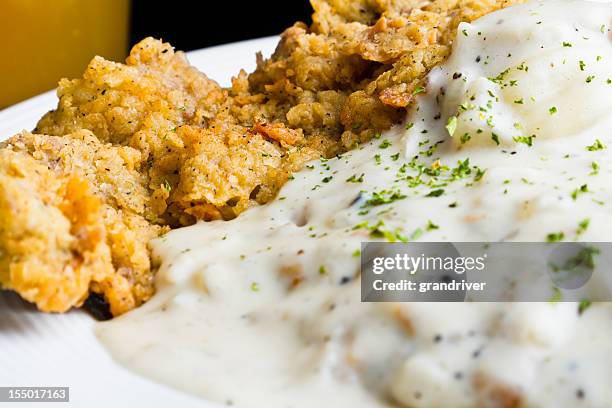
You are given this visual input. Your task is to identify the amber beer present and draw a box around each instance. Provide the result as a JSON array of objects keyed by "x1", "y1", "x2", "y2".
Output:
[{"x1": 0, "y1": 0, "x2": 130, "y2": 108}]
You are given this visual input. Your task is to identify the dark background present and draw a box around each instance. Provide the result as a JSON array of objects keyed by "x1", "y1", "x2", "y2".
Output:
[{"x1": 130, "y1": 2, "x2": 313, "y2": 51}]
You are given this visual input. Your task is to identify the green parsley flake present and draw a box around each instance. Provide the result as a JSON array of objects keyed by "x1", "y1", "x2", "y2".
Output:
[
  {"x1": 346, "y1": 173, "x2": 365, "y2": 183},
  {"x1": 550, "y1": 246, "x2": 600, "y2": 273},
  {"x1": 549, "y1": 287, "x2": 563, "y2": 303},
  {"x1": 549, "y1": 106, "x2": 558, "y2": 115},
  {"x1": 353, "y1": 220, "x2": 408, "y2": 243},
  {"x1": 576, "y1": 218, "x2": 590, "y2": 237},
  {"x1": 491, "y1": 133, "x2": 500, "y2": 145},
  {"x1": 586, "y1": 139, "x2": 606, "y2": 151},
  {"x1": 474, "y1": 168, "x2": 487, "y2": 182},
  {"x1": 379, "y1": 139, "x2": 392, "y2": 149},
  {"x1": 410, "y1": 228, "x2": 424, "y2": 241},
  {"x1": 446, "y1": 116, "x2": 458, "y2": 136},
  {"x1": 426, "y1": 220, "x2": 440, "y2": 231},
  {"x1": 547, "y1": 232, "x2": 565, "y2": 242},
  {"x1": 426, "y1": 189, "x2": 445, "y2": 197},
  {"x1": 362, "y1": 190, "x2": 407, "y2": 208},
  {"x1": 571, "y1": 184, "x2": 589, "y2": 200},
  {"x1": 513, "y1": 135, "x2": 535, "y2": 147},
  {"x1": 578, "y1": 299, "x2": 592, "y2": 315}
]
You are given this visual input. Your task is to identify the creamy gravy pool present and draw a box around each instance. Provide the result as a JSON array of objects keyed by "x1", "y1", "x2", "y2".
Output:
[{"x1": 98, "y1": 2, "x2": 612, "y2": 407}]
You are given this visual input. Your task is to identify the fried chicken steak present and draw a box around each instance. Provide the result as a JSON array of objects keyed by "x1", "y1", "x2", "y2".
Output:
[{"x1": 0, "y1": 0, "x2": 522, "y2": 316}]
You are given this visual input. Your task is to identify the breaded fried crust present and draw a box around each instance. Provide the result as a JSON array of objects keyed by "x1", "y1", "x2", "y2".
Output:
[
  {"x1": 36, "y1": 38, "x2": 320, "y2": 225},
  {"x1": 0, "y1": 131, "x2": 165, "y2": 315},
  {"x1": 2, "y1": 0, "x2": 523, "y2": 315}
]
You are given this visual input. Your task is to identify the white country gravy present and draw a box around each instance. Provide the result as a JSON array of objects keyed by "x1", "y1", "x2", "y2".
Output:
[{"x1": 98, "y1": 2, "x2": 612, "y2": 407}]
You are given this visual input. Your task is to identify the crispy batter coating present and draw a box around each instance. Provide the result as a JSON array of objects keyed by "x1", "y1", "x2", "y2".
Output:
[
  {"x1": 239, "y1": 0, "x2": 524, "y2": 150},
  {"x1": 3, "y1": 0, "x2": 523, "y2": 315},
  {"x1": 37, "y1": 0, "x2": 524, "y2": 225},
  {"x1": 36, "y1": 39, "x2": 227, "y2": 145},
  {"x1": 36, "y1": 38, "x2": 320, "y2": 225},
  {"x1": 0, "y1": 131, "x2": 165, "y2": 315}
]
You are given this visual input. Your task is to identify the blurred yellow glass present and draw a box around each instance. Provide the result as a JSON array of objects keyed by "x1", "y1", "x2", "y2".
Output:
[{"x1": 0, "y1": 0, "x2": 130, "y2": 108}]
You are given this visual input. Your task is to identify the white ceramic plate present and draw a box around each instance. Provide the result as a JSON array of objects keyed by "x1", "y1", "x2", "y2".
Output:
[{"x1": 0, "y1": 36, "x2": 279, "y2": 408}]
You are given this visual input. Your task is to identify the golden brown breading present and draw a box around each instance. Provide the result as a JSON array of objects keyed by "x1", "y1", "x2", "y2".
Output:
[
  {"x1": 167, "y1": 123, "x2": 290, "y2": 223},
  {"x1": 37, "y1": 0, "x2": 525, "y2": 224},
  {"x1": 234, "y1": 0, "x2": 525, "y2": 151},
  {"x1": 36, "y1": 38, "x2": 320, "y2": 225},
  {"x1": 3, "y1": 0, "x2": 524, "y2": 315},
  {"x1": 36, "y1": 38, "x2": 231, "y2": 224},
  {"x1": 36, "y1": 38, "x2": 227, "y2": 145},
  {"x1": 0, "y1": 131, "x2": 165, "y2": 315}
]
